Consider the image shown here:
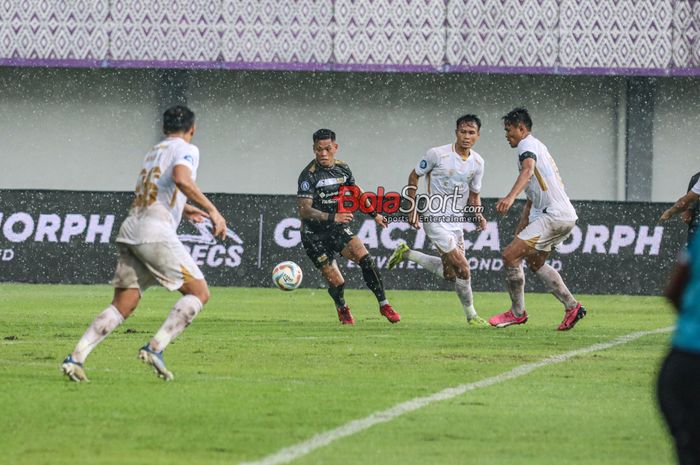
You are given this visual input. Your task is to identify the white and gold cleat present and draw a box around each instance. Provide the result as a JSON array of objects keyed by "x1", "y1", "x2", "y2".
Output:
[{"x1": 61, "y1": 355, "x2": 89, "y2": 382}]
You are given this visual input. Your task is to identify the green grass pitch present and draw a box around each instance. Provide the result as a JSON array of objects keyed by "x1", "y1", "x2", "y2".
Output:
[{"x1": 0, "y1": 284, "x2": 677, "y2": 465}]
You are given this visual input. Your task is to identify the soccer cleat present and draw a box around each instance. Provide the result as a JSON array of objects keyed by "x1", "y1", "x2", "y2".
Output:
[
  {"x1": 467, "y1": 315, "x2": 489, "y2": 327},
  {"x1": 488, "y1": 309, "x2": 528, "y2": 328},
  {"x1": 387, "y1": 242, "x2": 410, "y2": 270},
  {"x1": 337, "y1": 306, "x2": 355, "y2": 325},
  {"x1": 138, "y1": 344, "x2": 174, "y2": 381},
  {"x1": 380, "y1": 304, "x2": 401, "y2": 323},
  {"x1": 61, "y1": 354, "x2": 88, "y2": 382},
  {"x1": 558, "y1": 303, "x2": 587, "y2": 331}
]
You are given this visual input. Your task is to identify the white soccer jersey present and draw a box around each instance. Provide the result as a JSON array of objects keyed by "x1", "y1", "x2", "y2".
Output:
[
  {"x1": 415, "y1": 143, "x2": 484, "y2": 222},
  {"x1": 117, "y1": 137, "x2": 200, "y2": 244},
  {"x1": 516, "y1": 135, "x2": 577, "y2": 222}
]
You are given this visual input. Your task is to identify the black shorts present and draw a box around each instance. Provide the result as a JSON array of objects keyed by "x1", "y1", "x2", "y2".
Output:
[
  {"x1": 301, "y1": 225, "x2": 355, "y2": 269},
  {"x1": 657, "y1": 348, "x2": 700, "y2": 465}
]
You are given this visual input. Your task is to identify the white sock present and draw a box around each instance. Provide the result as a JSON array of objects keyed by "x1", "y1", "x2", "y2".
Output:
[
  {"x1": 379, "y1": 299, "x2": 389, "y2": 306},
  {"x1": 535, "y1": 264, "x2": 578, "y2": 309},
  {"x1": 150, "y1": 295, "x2": 203, "y2": 352},
  {"x1": 455, "y1": 277, "x2": 477, "y2": 320},
  {"x1": 72, "y1": 305, "x2": 124, "y2": 364},
  {"x1": 406, "y1": 250, "x2": 444, "y2": 278},
  {"x1": 506, "y1": 266, "x2": 526, "y2": 316}
]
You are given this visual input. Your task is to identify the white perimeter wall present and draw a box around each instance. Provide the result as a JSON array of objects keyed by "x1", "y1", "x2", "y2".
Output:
[{"x1": 0, "y1": 67, "x2": 694, "y2": 201}]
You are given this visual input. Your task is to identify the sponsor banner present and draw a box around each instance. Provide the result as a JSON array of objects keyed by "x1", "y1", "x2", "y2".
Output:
[{"x1": 0, "y1": 189, "x2": 687, "y2": 295}]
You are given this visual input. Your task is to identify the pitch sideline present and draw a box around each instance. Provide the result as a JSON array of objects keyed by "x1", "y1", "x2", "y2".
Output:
[{"x1": 238, "y1": 326, "x2": 673, "y2": 465}]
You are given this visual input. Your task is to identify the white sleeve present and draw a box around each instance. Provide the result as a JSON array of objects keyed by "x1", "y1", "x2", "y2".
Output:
[
  {"x1": 692, "y1": 178, "x2": 700, "y2": 195},
  {"x1": 173, "y1": 145, "x2": 199, "y2": 175},
  {"x1": 470, "y1": 161, "x2": 483, "y2": 194},
  {"x1": 415, "y1": 148, "x2": 438, "y2": 176},
  {"x1": 517, "y1": 138, "x2": 538, "y2": 157}
]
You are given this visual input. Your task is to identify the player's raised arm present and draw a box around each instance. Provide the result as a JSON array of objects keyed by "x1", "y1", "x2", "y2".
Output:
[
  {"x1": 496, "y1": 157, "x2": 535, "y2": 215},
  {"x1": 172, "y1": 164, "x2": 227, "y2": 239},
  {"x1": 661, "y1": 190, "x2": 700, "y2": 222},
  {"x1": 183, "y1": 204, "x2": 209, "y2": 223}
]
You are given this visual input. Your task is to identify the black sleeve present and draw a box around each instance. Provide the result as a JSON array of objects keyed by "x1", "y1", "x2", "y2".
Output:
[
  {"x1": 688, "y1": 172, "x2": 700, "y2": 193},
  {"x1": 343, "y1": 164, "x2": 355, "y2": 186},
  {"x1": 297, "y1": 170, "x2": 315, "y2": 198},
  {"x1": 519, "y1": 151, "x2": 537, "y2": 163}
]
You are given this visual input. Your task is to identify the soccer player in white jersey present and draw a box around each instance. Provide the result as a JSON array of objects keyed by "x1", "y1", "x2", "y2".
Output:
[
  {"x1": 388, "y1": 114, "x2": 489, "y2": 326},
  {"x1": 489, "y1": 108, "x2": 587, "y2": 330},
  {"x1": 61, "y1": 106, "x2": 227, "y2": 382}
]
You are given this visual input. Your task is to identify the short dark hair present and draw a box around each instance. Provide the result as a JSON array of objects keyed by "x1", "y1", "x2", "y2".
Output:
[
  {"x1": 502, "y1": 107, "x2": 532, "y2": 130},
  {"x1": 456, "y1": 114, "x2": 481, "y2": 131},
  {"x1": 313, "y1": 128, "x2": 336, "y2": 142},
  {"x1": 163, "y1": 105, "x2": 195, "y2": 134}
]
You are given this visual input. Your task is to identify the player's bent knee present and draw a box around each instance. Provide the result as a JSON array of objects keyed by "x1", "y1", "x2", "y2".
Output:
[
  {"x1": 358, "y1": 254, "x2": 375, "y2": 270},
  {"x1": 526, "y1": 258, "x2": 544, "y2": 272},
  {"x1": 112, "y1": 288, "x2": 141, "y2": 318},
  {"x1": 181, "y1": 280, "x2": 210, "y2": 305},
  {"x1": 502, "y1": 248, "x2": 522, "y2": 267},
  {"x1": 327, "y1": 276, "x2": 344, "y2": 287},
  {"x1": 456, "y1": 266, "x2": 471, "y2": 280}
]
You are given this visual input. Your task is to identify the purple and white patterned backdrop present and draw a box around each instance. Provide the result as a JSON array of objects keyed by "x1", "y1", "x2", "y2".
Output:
[{"x1": 0, "y1": 0, "x2": 698, "y2": 75}]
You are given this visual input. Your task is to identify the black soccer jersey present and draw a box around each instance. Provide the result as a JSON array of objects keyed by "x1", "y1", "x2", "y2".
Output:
[{"x1": 297, "y1": 159, "x2": 355, "y2": 231}]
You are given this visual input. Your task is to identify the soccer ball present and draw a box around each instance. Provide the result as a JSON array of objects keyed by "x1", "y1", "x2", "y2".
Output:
[{"x1": 272, "y1": 261, "x2": 303, "y2": 291}]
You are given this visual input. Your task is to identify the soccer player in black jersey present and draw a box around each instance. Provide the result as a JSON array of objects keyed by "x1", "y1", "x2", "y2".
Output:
[
  {"x1": 660, "y1": 171, "x2": 700, "y2": 245},
  {"x1": 297, "y1": 129, "x2": 400, "y2": 325}
]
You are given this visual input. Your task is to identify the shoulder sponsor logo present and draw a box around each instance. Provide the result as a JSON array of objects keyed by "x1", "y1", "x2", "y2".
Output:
[
  {"x1": 184, "y1": 155, "x2": 195, "y2": 165},
  {"x1": 300, "y1": 180, "x2": 310, "y2": 191},
  {"x1": 419, "y1": 160, "x2": 427, "y2": 169},
  {"x1": 315, "y1": 177, "x2": 346, "y2": 188}
]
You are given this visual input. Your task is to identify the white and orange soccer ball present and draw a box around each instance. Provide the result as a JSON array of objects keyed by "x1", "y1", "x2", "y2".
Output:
[{"x1": 272, "y1": 261, "x2": 303, "y2": 291}]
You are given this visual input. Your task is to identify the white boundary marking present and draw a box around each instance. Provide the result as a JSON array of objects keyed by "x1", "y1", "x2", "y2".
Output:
[{"x1": 238, "y1": 326, "x2": 673, "y2": 465}]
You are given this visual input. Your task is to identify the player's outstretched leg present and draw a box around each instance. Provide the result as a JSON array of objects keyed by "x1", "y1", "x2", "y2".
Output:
[
  {"x1": 61, "y1": 304, "x2": 125, "y2": 382},
  {"x1": 387, "y1": 242, "x2": 410, "y2": 269},
  {"x1": 389, "y1": 243, "x2": 444, "y2": 278},
  {"x1": 359, "y1": 254, "x2": 400, "y2": 323},
  {"x1": 534, "y1": 263, "x2": 586, "y2": 330},
  {"x1": 489, "y1": 265, "x2": 528, "y2": 327},
  {"x1": 140, "y1": 293, "x2": 204, "y2": 381}
]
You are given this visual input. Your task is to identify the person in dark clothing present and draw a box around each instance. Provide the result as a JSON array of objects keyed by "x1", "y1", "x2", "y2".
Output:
[{"x1": 297, "y1": 128, "x2": 400, "y2": 325}]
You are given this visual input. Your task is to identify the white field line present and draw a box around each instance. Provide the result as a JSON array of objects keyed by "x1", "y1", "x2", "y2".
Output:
[{"x1": 238, "y1": 326, "x2": 674, "y2": 465}]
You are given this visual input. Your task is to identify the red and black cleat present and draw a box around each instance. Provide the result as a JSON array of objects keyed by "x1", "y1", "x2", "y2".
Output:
[
  {"x1": 337, "y1": 305, "x2": 355, "y2": 325},
  {"x1": 558, "y1": 303, "x2": 587, "y2": 331},
  {"x1": 380, "y1": 304, "x2": 401, "y2": 324}
]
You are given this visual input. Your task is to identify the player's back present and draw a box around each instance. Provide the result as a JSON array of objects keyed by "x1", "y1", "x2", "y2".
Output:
[
  {"x1": 517, "y1": 135, "x2": 576, "y2": 221},
  {"x1": 117, "y1": 137, "x2": 200, "y2": 244}
]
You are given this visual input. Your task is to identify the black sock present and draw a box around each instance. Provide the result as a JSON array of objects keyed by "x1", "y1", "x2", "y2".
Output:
[
  {"x1": 328, "y1": 283, "x2": 346, "y2": 308},
  {"x1": 359, "y1": 255, "x2": 386, "y2": 303}
]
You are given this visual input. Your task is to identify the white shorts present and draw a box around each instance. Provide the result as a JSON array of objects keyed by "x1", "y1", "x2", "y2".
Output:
[
  {"x1": 517, "y1": 215, "x2": 576, "y2": 252},
  {"x1": 424, "y1": 222, "x2": 465, "y2": 254},
  {"x1": 111, "y1": 241, "x2": 204, "y2": 293}
]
